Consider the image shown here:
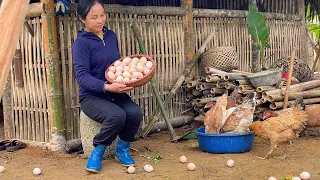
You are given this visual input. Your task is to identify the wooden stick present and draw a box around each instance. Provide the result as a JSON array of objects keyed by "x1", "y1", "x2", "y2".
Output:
[
  {"x1": 141, "y1": 29, "x2": 216, "y2": 139},
  {"x1": 283, "y1": 48, "x2": 296, "y2": 109},
  {"x1": 0, "y1": 0, "x2": 30, "y2": 98},
  {"x1": 131, "y1": 23, "x2": 178, "y2": 142}
]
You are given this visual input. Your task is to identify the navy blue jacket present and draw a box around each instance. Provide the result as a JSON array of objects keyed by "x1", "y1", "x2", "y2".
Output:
[{"x1": 72, "y1": 27, "x2": 120, "y2": 98}]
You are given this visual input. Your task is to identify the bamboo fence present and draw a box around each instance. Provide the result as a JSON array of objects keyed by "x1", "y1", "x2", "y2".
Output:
[
  {"x1": 80, "y1": 0, "x2": 298, "y2": 14},
  {"x1": 3, "y1": 1, "x2": 305, "y2": 142}
]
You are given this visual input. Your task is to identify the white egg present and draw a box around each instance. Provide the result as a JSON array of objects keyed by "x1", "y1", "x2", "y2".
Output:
[
  {"x1": 107, "y1": 71, "x2": 116, "y2": 80},
  {"x1": 115, "y1": 76, "x2": 124, "y2": 83},
  {"x1": 300, "y1": 172, "x2": 310, "y2": 180},
  {"x1": 116, "y1": 66, "x2": 124, "y2": 72},
  {"x1": 146, "y1": 61, "x2": 153, "y2": 69},
  {"x1": 187, "y1": 163, "x2": 196, "y2": 171},
  {"x1": 132, "y1": 57, "x2": 139, "y2": 62},
  {"x1": 123, "y1": 66, "x2": 130, "y2": 72},
  {"x1": 179, "y1": 156, "x2": 187, "y2": 163},
  {"x1": 109, "y1": 66, "x2": 116, "y2": 73},
  {"x1": 144, "y1": 164, "x2": 153, "y2": 172},
  {"x1": 132, "y1": 72, "x2": 141, "y2": 79},
  {"x1": 0, "y1": 166, "x2": 4, "y2": 173},
  {"x1": 268, "y1": 177, "x2": 277, "y2": 180},
  {"x1": 143, "y1": 68, "x2": 150, "y2": 75},
  {"x1": 292, "y1": 177, "x2": 301, "y2": 180},
  {"x1": 140, "y1": 57, "x2": 147, "y2": 64},
  {"x1": 227, "y1": 159, "x2": 234, "y2": 167},
  {"x1": 130, "y1": 63, "x2": 137, "y2": 68},
  {"x1": 114, "y1": 60, "x2": 121, "y2": 66},
  {"x1": 129, "y1": 67, "x2": 137, "y2": 74},
  {"x1": 127, "y1": 166, "x2": 135, "y2": 174},
  {"x1": 33, "y1": 168, "x2": 41, "y2": 175},
  {"x1": 123, "y1": 77, "x2": 131, "y2": 83},
  {"x1": 122, "y1": 57, "x2": 132, "y2": 65},
  {"x1": 115, "y1": 71, "x2": 123, "y2": 77},
  {"x1": 136, "y1": 65, "x2": 144, "y2": 73},
  {"x1": 122, "y1": 71, "x2": 131, "y2": 78},
  {"x1": 137, "y1": 62, "x2": 145, "y2": 67},
  {"x1": 131, "y1": 78, "x2": 137, "y2": 81}
]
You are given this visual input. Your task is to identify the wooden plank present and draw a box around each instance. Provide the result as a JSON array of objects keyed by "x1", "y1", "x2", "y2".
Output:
[{"x1": 0, "y1": 0, "x2": 30, "y2": 98}]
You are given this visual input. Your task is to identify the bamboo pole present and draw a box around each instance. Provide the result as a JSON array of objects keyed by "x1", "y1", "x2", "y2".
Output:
[
  {"x1": 131, "y1": 23, "x2": 177, "y2": 142},
  {"x1": 141, "y1": 28, "x2": 216, "y2": 139},
  {"x1": 0, "y1": 0, "x2": 30, "y2": 98},
  {"x1": 256, "y1": 86, "x2": 276, "y2": 92},
  {"x1": 270, "y1": 98, "x2": 320, "y2": 110},
  {"x1": 268, "y1": 89, "x2": 320, "y2": 102},
  {"x1": 206, "y1": 74, "x2": 221, "y2": 82},
  {"x1": 41, "y1": 0, "x2": 65, "y2": 147},
  {"x1": 283, "y1": 48, "x2": 296, "y2": 109}
]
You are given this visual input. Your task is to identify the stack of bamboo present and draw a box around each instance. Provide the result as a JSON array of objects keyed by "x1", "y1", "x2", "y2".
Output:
[
  {"x1": 184, "y1": 67, "x2": 320, "y2": 121},
  {"x1": 258, "y1": 79, "x2": 320, "y2": 111},
  {"x1": 183, "y1": 67, "x2": 255, "y2": 120}
]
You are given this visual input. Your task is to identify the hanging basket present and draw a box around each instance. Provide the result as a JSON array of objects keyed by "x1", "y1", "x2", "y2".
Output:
[
  {"x1": 105, "y1": 54, "x2": 156, "y2": 88},
  {"x1": 201, "y1": 46, "x2": 238, "y2": 72}
]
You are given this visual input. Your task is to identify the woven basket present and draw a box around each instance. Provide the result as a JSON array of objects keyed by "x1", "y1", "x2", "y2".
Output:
[
  {"x1": 201, "y1": 46, "x2": 238, "y2": 72},
  {"x1": 105, "y1": 54, "x2": 156, "y2": 88}
]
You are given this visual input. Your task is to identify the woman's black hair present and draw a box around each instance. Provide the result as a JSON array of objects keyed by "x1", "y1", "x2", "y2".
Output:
[{"x1": 76, "y1": 0, "x2": 104, "y2": 20}]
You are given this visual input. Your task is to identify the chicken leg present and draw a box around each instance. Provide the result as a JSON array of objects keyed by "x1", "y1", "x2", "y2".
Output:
[{"x1": 257, "y1": 141, "x2": 278, "y2": 160}]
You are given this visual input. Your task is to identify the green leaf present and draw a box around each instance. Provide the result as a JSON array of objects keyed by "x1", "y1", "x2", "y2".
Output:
[
  {"x1": 247, "y1": 4, "x2": 270, "y2": 44},
  {"x1": 306, "y1": 3, "x2": 311, "y2": 22},
  {"x1": 309, "y1": 24, "x2": 320, "y2": 40}
]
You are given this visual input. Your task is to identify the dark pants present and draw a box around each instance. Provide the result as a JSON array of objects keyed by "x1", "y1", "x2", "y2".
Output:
[{"x1": 80, "y1": 94, "x2": 143, "y2": 147}]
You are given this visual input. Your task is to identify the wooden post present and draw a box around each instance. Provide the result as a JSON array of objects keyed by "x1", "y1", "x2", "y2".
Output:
[
  {"x1": 3, "y1": 74, "x2": 13, "y2": 139},
  {"x1": 0, "y1": 0, "x2": 30, "y2": 98},
  {"x1": 298, "y1": 0, "x2": 306, "y2": 60},
  {"x1": 250, "y1": 0, "x2": 261, "y2": 72},
  {"x1": 181, "y1": 0, "x2": 195, "y2": 62},
  {"x1": 41, "y1": 0, "x2": 66, "y2": 146}
]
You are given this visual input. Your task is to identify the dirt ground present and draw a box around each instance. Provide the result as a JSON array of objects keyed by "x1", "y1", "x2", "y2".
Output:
[{"x1": 0, "y1": 128, "x2": 319, "y2": 180}]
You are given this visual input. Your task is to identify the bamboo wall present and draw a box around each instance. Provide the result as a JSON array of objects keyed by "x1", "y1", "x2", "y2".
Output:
[
  {"x1": 10, "y1": 17, "x2": 50, "y2": 142},
  {"x1": 7, "y1": 8, "x2": 304, "y2": 142}
]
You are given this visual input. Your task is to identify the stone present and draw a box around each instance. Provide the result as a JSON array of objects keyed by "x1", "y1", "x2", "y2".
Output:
[{"x1": 79, "y1": 111, "x2": 117, "y2": 159}]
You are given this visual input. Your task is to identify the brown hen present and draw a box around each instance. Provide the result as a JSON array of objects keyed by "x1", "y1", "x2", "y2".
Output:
[{"x1": 249, "y1": 96, "x2": 308, "y2": 159}]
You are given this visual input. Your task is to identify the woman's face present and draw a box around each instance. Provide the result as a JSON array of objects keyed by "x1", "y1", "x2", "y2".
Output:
[{"x1": 80, "y1": 3, "x2": 106, "y2": 33}]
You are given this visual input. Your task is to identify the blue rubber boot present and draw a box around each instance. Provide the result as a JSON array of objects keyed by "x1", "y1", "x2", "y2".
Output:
[
  {"x1": 85, "y1": 145, "x2": 106, "y2": 173},
  {"x1": 115, "y1": 139, "x2": 135, "y2": 166}
]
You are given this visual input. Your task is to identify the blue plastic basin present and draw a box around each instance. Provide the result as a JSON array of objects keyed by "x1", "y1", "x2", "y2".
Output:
[{"x1": 195, "y1": 127, "x2": 255, "y2": 154}]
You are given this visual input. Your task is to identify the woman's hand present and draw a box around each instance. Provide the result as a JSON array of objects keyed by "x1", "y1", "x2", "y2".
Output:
[{"x1": 104, "y1": 83, "x2": 133, "y2": 93}]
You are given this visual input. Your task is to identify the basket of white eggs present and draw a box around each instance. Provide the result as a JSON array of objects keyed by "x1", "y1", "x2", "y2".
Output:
[{"x1": 105, "y1": 54, "x2": 156, "y2": 88}]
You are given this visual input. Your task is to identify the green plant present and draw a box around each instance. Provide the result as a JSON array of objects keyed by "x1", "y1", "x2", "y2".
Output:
[
  {"x1": 247, "y1": 4, "x2": 271, "y2": 70},
  {"x1": 306, "y1": 3, "x2": 320, "y2": 40}
]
